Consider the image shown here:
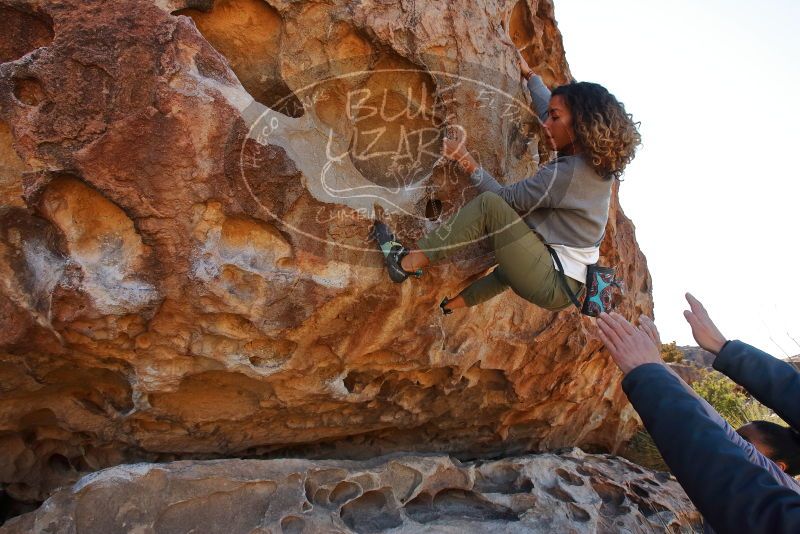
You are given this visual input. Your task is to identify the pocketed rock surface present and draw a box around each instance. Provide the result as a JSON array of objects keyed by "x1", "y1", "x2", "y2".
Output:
[
  {"x1": 0, "y1": 450, "x2": 700, "y2": 533},
  {"x1": 0, "y1": 0, "x2": 652, "y2": 509}
]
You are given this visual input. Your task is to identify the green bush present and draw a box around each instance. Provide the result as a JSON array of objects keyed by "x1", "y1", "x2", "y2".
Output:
[
  {"x1": 691, "y1": 371, "x2": 779, "y2": 428},
  {"x1": 691, "y1": 372, "x2": 747, "y2": 422},
  {"x1": 625, "y1": 429, "x2": 669, "y2": 472},
  {"x1": 660, "y1": 341, "x2": 684, "y2": 364}
]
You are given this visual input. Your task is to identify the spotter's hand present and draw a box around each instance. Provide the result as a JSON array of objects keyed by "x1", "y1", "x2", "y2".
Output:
[{"x1": 597, "y1": 312, "x2": 663, "y2": 375}]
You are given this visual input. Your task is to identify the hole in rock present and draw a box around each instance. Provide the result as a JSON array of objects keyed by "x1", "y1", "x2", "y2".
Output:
[
  {"x1": 343, "y1": 370, "x2": 378, "y2": 395},
  {"x1": 329, "y1": 481, "x2": 361, "y2": 506},
  {"x1": 313, "y1": 80, "x2": 351, "y2": 133},
  {"x1": 425, "y1": 198, "x2": 442, "y2": 220},
  {"x1": 555, "y1": 468, "x2": 584, "y2": 487},
  {"x1": 517, "y1": 477, "x2": 534, "y2": 493},
  {"x1": 474, "y1": 464, "x2": 533, "y2": 494},
  {"x1": 628, "y1": 464, "x2": 645, "y2": 475},
  {"x1": 12, "y1": 76, "x2": 45, "y2": 106},
  {"x1": 175, "y1": 0, "x2": 304, "y2": 117},
  {"x1": 631, "y1": 493, "x2": 670, "y2": 518},
  {"x1": 592, "y1": 481, "x2": 627, "y2": 518},
  {"x1": 340, "y1": 490, "x2": 402, "y2": 533},
  {"x1": 47, "y1": 453, "x2": 73, "y2": 474},
  {"x1": 0, "y1": 6, "x2": 53, "y2": 63},
  {"x1": 311, "y1": 488, "x2": 330, "y2": 506},
  {"x1": 654, "y1": 472, "x2": 670, "y2": 483},
  {"x1": 508, "y1": 0, "x2": 536, "y2": 69},
  {"x1": 386, "y1": 462, "x2": 422, "y2": 502},
  {"x1": 304, "y1": 468, "x2": 347, "y2": 504},
  {"x1": 545, "y1": 485, "x2": 575, "y2": 503},
  {"x1": 575, "y1": 465, "x2": 600, "y2": 478},
  {"x1": 346, "y1": 53, "x2": 443, "y2": 189},
  {"x1": 568, "y1": 503, "x2": 591, "y2": 523},
  {"x1": 0, "y1": 490, "x2": 39, "y2": 525},
  {"x1": 404, "y1": 489, "x2": 519, "y2": 524},
  {"x1": 280, "y1": 515, "x2": 305, "y2": 534}
]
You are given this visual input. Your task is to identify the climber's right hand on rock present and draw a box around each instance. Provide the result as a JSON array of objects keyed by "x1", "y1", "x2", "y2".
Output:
[
  {"x1": 683, "y1": 293, "x2": 727, "y2": 355},
  {"x1": 442, "y1": 126, "x2": 478, "y2": 174},
  {"x1": 442, "y1": 126, "x2": 467, "y2": 159}
]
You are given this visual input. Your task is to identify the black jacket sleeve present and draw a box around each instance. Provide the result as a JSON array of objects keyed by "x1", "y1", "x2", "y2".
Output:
[
  {"x1": 713, "y1": 340, "x2": 800, "y2": 431},
  {"x1": 622, "y1": 363, "x2": 800, "y2": 534}
]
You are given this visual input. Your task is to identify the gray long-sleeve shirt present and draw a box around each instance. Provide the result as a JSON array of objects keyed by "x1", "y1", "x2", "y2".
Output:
[{"x1": 469, "y1": 75, "x2": 612, "y2": 248}]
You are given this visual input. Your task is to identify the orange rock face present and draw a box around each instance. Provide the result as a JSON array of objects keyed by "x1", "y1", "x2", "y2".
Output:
[{"x1": 0, "y1": 0, "x2": 652, "y2": 505}]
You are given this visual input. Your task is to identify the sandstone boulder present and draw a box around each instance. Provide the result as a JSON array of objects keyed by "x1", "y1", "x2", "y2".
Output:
[
  {"x1": 0, "y1": 0, "x2": 652, "y2": 506},
  {"x1": 0, "y1": 451, "x2": 699, "y2": 533}
]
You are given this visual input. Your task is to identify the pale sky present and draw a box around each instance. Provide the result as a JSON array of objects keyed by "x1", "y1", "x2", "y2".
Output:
[{"x1": 555, "y1": 0, "x2": 800, "y2": 356}]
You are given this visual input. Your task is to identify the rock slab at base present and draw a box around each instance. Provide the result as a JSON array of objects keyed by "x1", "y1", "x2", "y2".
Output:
[{"x1": 1, "y1": 450, "x2": 700, "y2": 534}]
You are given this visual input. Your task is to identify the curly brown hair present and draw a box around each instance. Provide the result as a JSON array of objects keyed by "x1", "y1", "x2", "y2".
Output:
[{"x1": 551, "y1": 82, "x2": 641, "y2": 180}]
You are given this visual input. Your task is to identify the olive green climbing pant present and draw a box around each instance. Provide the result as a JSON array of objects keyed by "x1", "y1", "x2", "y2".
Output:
[{"x1": 416, "y1": 191, "x2": 585, "y2": 311}]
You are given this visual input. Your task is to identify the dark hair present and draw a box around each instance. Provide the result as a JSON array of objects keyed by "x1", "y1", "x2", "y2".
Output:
[
  {"x1": 550, "y1": 82, "x2": 641, "y2": 180},
  {"x1": 740, "y1": 420, "x2": 800, "y2": 476}
]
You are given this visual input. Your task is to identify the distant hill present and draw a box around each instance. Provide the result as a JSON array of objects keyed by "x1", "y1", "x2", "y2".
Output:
[
  {"x1": 678, "y1": 346, "x2": 800, "y2": 371},
  {"x1": 667, "y1": 363, "x2": 706, "y2": 385},
  {"x1": 678, "y1": 345, "x2": 716, "y2": 369}
]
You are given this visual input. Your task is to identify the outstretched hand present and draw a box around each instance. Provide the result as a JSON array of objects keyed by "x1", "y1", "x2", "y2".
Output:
[
  {"x1": 597, "y1": 312, "x2": 663, "y2": 375},
  {"x1": 638, "y1": 315, "x2": 661, "y2": 347},
  {"x1": 683, "y1": 293, "x2": 727, "y2": 354}
]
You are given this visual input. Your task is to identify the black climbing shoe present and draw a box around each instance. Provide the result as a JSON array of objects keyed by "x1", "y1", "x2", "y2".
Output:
[
  {"x1": 439, "y1": 297, "x2": 453, "y2": 315},
  {"x1": 371, "y1": 221, "x2": 423, "y2": 283}
]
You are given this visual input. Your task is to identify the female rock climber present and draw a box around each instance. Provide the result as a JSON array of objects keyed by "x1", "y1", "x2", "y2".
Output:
[{"x1": 373, "y1": 53, "x2": 641, "y2": 314}]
